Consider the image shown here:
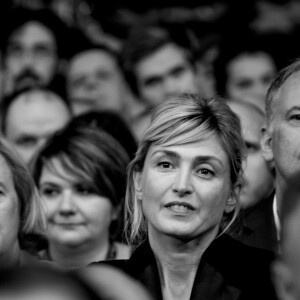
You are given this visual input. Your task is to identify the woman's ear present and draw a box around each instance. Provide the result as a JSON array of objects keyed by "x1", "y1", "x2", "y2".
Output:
[
  {"x1": 224, "y1": 185, "x2": 240, "y2": 213},
  {"x1": 225, "y1": 195, "x2": 236, "y2": 213},
  {"x1": 133, "y1": 171, "x2": 143, "y2": 201}
]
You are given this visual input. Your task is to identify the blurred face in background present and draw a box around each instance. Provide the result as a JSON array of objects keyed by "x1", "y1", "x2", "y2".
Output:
[
  {"x1": 39, "y1": 158, "x2": 115, "y2": 249},
  {"x1": 5, "y1": 90, "x2": 70, "y2": 165},
  {"x1": 135, "y1": 43, "x2": 198, "y2": 108},
  {"x1": 226, "y1": 52, "x2": 276, "y2": 111},
  {"x1": 0, "y1": 154, "x2": 20, "y2": 261},
  {"x1": 228, "y1": 101, "x2": 274, "y2": 208},
  {"x1": 4, "y1": 21, "x2": 58, "y2": 94},
  {"x1": 67, "y1": 49, "x2": 128, "y2": 116}
]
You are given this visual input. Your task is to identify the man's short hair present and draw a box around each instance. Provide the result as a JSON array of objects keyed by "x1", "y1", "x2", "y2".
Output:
[
  {"x1": 67, "y1": 28, "x2": 124, "y2": 76},
  {"x1": 265, "y1": 59, "x2": 300, "y2": 127},
  {"x1": 213, "y1": 30, "x2": 278, "y2": 98},
  {"x1": 120, "y1": 24, "x2": 196, "y2": 96},
  {"x1": 0, "y1": 7, "x2": 69, "y2": 59}
]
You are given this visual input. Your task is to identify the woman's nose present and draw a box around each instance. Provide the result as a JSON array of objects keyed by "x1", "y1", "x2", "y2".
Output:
[
  {"x1": 58, "y1": 190, "x2": 76, "y2": 215},
  {"x1": 172, "y1": 168, "x2": 193, "y2": 196}
]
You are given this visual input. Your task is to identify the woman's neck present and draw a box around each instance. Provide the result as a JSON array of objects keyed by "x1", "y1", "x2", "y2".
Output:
[
  {"x1": 149, "y1": 226, "x2": 219, "y2": 300},
  {"x1": 0, "y1": 241, "x2": 22, "y2": 269},
  {"x1": 48, "y1": 239, "x2": 111, "y2": 269}
]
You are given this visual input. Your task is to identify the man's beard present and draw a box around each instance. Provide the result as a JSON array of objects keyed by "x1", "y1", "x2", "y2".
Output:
[{"x1": 14, "y1": 68, "x2": 41, "y2": 91}]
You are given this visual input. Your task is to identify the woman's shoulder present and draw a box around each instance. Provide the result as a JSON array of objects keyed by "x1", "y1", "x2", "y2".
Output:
[
  {"x1": 206, "y1": 234, "x2": 276, "y2": 297},
  {"x1": 209, "y1": 233, "x2": 276, "y2": 268}
]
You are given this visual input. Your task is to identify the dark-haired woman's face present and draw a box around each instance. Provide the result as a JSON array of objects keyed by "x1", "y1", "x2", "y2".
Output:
[
  {"x1": 39, "y1": 158, "x2": 115, "y2": 248},
  {"x1": 226, "y1": 53, "x2": 276, "y2": 111}
]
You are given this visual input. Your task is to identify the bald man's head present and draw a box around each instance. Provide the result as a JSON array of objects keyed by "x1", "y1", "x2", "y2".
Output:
[{"x1": 4, "y1": 88, "x2": 71, "y2": 165}]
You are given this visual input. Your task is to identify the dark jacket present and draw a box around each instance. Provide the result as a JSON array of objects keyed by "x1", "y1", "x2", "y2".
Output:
[
  {"x1": 99, "y1": 234, "x2": 277, "y2": 300},
  {"x1": 236, "y1": 191, "x2": 278, "y2": 253}
]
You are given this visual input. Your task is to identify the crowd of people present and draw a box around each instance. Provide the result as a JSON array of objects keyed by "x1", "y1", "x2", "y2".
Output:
[{"x1": 1, "y1": 1, "x2": 300, "y2": 300}]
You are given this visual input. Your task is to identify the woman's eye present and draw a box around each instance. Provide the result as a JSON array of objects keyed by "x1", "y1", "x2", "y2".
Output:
[
  {"x1": 40, "y1": 187, "x2": 60, "y2": 197},
  {"x1": 75, "y1": 184, "x2": 95, "y2": 195},
  {"x1": 196, "y1": 168, "x2": 214, "y2": 178},
  {"x1": 157, "y1": 161, "x2": 172, "y2": 169}
]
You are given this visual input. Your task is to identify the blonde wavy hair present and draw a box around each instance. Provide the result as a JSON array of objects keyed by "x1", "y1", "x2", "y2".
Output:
[{"x1": 125, "y1": 93, "x2": 246, "y2": 248}]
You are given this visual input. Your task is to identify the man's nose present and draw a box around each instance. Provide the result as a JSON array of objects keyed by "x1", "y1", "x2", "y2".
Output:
[
  {"x1": 163, "y1": 77, "x2": 180, "y2": 97},
  {"x1": 21, "y1": 49, "x2": 36, "y2": 66}
]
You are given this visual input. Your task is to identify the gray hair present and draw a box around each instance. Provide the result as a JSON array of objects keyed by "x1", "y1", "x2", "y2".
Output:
[{"x1": 265, "y1": 59, "x2": 300, "y2": 128}]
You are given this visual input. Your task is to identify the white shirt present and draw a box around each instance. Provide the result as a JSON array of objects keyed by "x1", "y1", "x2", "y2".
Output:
[{"x1": 273, "y1": 194, "x2": 281, "y2": 241}]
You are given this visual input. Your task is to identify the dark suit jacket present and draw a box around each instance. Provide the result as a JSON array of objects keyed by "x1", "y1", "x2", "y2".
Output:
[
  {"x1": 99, "y1": 234, "x2": 277, "y2": 300},
  {"x1": 236, "y1": 191, "x2": 279, "y2": 253}
]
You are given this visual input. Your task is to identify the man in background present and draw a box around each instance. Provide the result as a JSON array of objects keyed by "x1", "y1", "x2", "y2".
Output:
[
  {"x1": 1, "y1": 87, "x2": 71, "y2": 165},
  {"x1": 121, "y1": 24, "x2": 198, "y2": 139},
  {"x1": 1, "y1": 7, "x2": 68, "y2": 96}
]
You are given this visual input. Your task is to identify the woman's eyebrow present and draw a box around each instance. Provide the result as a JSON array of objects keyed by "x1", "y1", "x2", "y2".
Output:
[
  {"x1": 151, "y1": 149, "x2": 179, "y2": 158},
  {"x1": 151, "y1": 150, "x2": 224, "y2": 167},
  {"x1": 193, "y1": 156, "x2": 224, "y2": 167}
]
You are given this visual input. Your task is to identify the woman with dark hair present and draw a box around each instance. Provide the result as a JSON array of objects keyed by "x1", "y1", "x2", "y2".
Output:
[
  {"x1": 65, "y1": 110, "x2": 137, "y2": 161},
  {"x1": 31, "y1": 126, "x2": 130, "y2": 269}
]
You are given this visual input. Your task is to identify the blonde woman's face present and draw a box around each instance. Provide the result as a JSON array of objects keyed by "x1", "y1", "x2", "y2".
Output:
[{"x1": 134, "y1": 134, "x2": 235, "y2": 241}]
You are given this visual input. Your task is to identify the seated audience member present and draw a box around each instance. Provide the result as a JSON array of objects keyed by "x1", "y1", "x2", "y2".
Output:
[
  {"x1": 31, "y1": 126, "x2": 130, "y2": 269},
  {"x1": 0, "y1": 138, "x2": 46, "y2": 269},
  {"x1": 227, "y1": 99, "x2": 277, "y2": 252},
  {"x1": 272, "y1": 175, "x2": 300, "y2": 300},
  {"x1": 64, "y1": 111, "x2": 137, "y2": 237},
  {"x1": 102, "y1": 94, "x2": 277, "y2": 300},
  {"x1": 0, "y1": 7, "x2": 69, "y2": 96},
  {"x1": 213, "y1": 31, "x2": 278, "y2": 111},
  {"x1": 261, "y1": 59, "x2": 300, "y2": 241},
  {"x1": 1, "y1": 86, "x2": 71, "y2": 165},
  {"x1": 66, "y1": 31, "x2": 143, "y2": 123},
  {"x1": 121, "y1": 24, "x2": 198, "y2": 140},
  {"x1": 65, "y1": 111, "x2": 137, "y2": 160}
]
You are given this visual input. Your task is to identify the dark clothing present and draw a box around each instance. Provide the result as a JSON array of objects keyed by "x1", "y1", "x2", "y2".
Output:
[
  {"x1": 236, "y1": 192, "x2": 279, "y2": 253},
  {"x1": 99, "y1": 234, "x2": 277, "y2": 300}
]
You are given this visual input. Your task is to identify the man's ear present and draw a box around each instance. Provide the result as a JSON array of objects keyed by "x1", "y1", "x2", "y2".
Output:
[
  {"x1": 261, "y1": 125, "x2": 274, "y2": 163},
  {"x1": 133, "y1": 171, "x2": 143, "y2": 201},
  {"x1": 272, "y1": 260, "x2": 296, "y2": 300}
]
